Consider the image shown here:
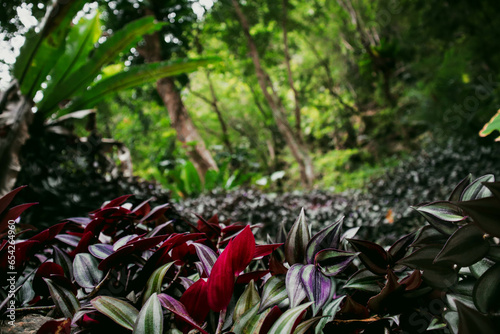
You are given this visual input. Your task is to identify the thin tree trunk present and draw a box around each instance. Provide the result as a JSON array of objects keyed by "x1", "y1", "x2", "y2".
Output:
[
  {"x1": 0, "y1": 82, "x2": 33, "y2": 196},
  {"x1": 231, "y1": 0, "x2": 314, "y2": 188},
  {"x1": 282, "y1": 0, "x2": 302, "y2": 139},
  {"x1": 337, "y1": 0, "x2": 395, "y2": 105},
  {"x1": 303, "y1": 37, "x2": 358, "y2": 148},
  {"x1": 189, "y1": 72, "x2": 233, "y2": 154},
  {"x1": 138, "y1": 27, "x2": 217, "y2": 181}
]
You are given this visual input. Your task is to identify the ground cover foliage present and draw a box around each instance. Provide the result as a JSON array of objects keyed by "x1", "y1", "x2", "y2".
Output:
[
  {"x1": 1, "y1": 139, "x2": 500, "y2": 333},
  {"x1": 177, "y1": 138, "x2": 500, "y2": 245}
]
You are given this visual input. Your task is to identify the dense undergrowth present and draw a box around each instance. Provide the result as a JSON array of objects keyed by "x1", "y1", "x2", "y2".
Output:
[{"x1": 177, "y1": 138, "x2": 500, "y2": 244}]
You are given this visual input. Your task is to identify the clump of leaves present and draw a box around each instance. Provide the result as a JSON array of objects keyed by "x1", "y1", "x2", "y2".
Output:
[{"x1": 1, "y1": 174, "x2": 499, "y2": 333}]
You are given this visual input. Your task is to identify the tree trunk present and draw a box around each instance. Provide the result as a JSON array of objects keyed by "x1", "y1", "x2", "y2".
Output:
[
  {"x1": 0, "y1": 82, "x2": 33, "y2": 196},
  {"x1": 156, "y1": 77, "x2": 218, "y2": 178},
  {"x1": 282, "y1": 0, "x2": 302, "y2": 139},
  {"x1": 138, "y1": 26, "x2": 218, "y2": 181},
  {"x1": 231, "y1": 0, "x2": 314, "y2": 188}
]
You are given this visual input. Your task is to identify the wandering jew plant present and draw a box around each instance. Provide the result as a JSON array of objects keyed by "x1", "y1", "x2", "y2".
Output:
[{"x1": 0, "y1": 174, "x2": 499, "y2": 333}]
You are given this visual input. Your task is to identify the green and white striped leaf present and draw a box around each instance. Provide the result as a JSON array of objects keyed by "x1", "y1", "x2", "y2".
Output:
[
  {"x1": 286, "y1": 264, "x2": 307, "y2": 308},
  {"x1": 234, "y1": 280, "x2": 260, "y2": 321},
  {"x1": 231, "y1": 303, "x2": 260, "y2": 333},
  {"x1": 142, "y1": 262, "x2": 175, "y2": 305},
  {"x1": 284, "y1": 208, "x2": 311, "y2": 265},
  {"x1": 91, "y1": 296, "x2": 139, "y2": 330},
  {"x1": 461, "y1": 174, "x2": 495, "y2": 201},
  {"x1": 293, "y1": 316, "x2": 322, "y2": 334},
  {"x1": 267, "y1": 302, "x2": 313, "y2": 334},
  {"x1": 133, "y1": 293, "x2": 163, "y2": 334},
  {"x1": 414, "y1": 202, "x2": 465, "y2": 222},
  {"x1": 43, "y1": 278, "x2": 80, "y2": 319},
  {"x1": 259, "y1": 275, "x2": 288, "y2": 313},
  {"x1": 315, "y1": 296, "x2": 345, "y2": 334},
  {"x1": 73, "y1": 253, "x2": 103, "y2": 288}
]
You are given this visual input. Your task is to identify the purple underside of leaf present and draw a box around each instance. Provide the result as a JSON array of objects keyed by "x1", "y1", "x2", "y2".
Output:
[
  {"x1": 192, "y1": 242, "x2": 218, "y2": 276},
  {"x1": 300, "y1": 264, "x2": 334, "y2": 316},
  {"x1": 88, "y1": 244, "x2": 114, "y2": 259},
  {"x1": 158, "y1": 294, "x2": 209, "y2": 334}
]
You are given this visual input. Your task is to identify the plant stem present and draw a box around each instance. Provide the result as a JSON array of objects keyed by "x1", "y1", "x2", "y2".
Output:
[
  {"x1": 85, "y1": 270, "x2": 111, "y2": 300},
  {"x1": 215, "y1": 308, "x2": 227, "y2": 334}
]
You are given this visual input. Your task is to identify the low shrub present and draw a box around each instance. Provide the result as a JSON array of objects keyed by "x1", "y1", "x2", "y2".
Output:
[
  {"x1": 177, "y1": 138, "x2": 500, "y2": 244},
  {"x1": 0, "y1": 173, "x2": 499, "y2": 333}
]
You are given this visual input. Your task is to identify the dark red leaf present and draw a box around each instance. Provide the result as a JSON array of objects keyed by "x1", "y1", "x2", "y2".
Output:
[
  {"x1": 131, "y1": 199, "x2": 151, "y2": 218},
  {"x1": 29, "y1": 223, "x2": 67, "y2": 243},
  {"x1": 0, "y1": 203, "x2": 37, "y2": 233},
  {"x1": 180, "y1": 278, "x2": 210, "y2": 324},
  {"x1": 33, "y1": 262, "x2": 65, "y2": 296},
  {"x1": 69, "y1": 231, "x2": 95, "y2": 257},
  {"x1": 36, "y1": 318, "x2": 71, "y2": 334},
  {"x1": 140, "y1": 203, "x2": 171, "y2": 222},
  {"x1": 207, "y1": 226, "x2": 255, "y2": 311},
  {"x1": 236, "y1": 270, "x2": 269, "y2": 284},
  {"x1": 260, "y1": 305, "x2": 283, "y2": 334},
  {"x1": 348, "y1": 239, "x2": 388, "y2": 275},
  {"x1": 102, "y1": 194, "x2": 133, "y2": 209},
  {"x1": 98, "y1": 245, "x2": 135, "y2": 271},
  {"x1": 0, "y1": 186, "x2": 26, "y2": 214},
  {"x1": 254, "y1": 243, "x2": 283, "y2": 259}
]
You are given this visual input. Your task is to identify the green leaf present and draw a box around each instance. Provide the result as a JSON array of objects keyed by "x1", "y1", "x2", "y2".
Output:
[
  {"x1": 41, "y1": 10, "x2": 101, "y2": 108},
  {"x1": 142, "y1": 262, "x2": 175, "y2": 305},
  {"x1": 65, "y1": 58, "x2": 218, "y2": 113},
  {"x1": 13, "y1": 0, "x2": 87, "y2": 97},
  {"x1": 231, "y1": 303, "x2": 267, "y2": 333},
  {"x1": 91, "y1": 296, "x2": 139, "y2": 330},
  {"x1": 267, "y1": 302, "x2": 313, "y2": 334},
  {"x1": 134, "y1": 293, "x2": 164, "y2": 334},
  {"x1": 293, "y1": 317, "x2": 322, "y2": 334},
  {"x1": 315, "y1": 297, "x2": 345, "y2": 334},
  {"x1": 233, "y1": 280, "x2": 260, "y2": 322},
  {"x1": 259, "y1": 275, "x2": 288, "y2": 313},
  {"x1": 73, "y1": 253, "x2": 103, "y2": 289},
  {"x1": 40, "y1": 16, "x2": 165, "y2": 115},
  {"x1": 469, "y1": 259, "x2": 494, "y2": 279},
  {"x1": 344, "y1": 269, "x2": 383, "y2": 294},
  {"x1": 480, "y1": 110, "x2": 500, "y2": 141},
  {"x1": 284, "y1": 208, "x2": 311, "y2": 265},
  {"x1": 44, "y1": 278, "x2": 80, "y2": 319},
  {"x1": 315, "y1": 249, "x2": 358, "y2": 277},
  {"x1": 460, "y1": 174, "x2": 495, "y2": 201},
  {"x1": 434, "y1": 224, "x2": 489, "y2": 267},
  {"x1": 473, "y1": 262, "x2": 500, "y2": 313}
]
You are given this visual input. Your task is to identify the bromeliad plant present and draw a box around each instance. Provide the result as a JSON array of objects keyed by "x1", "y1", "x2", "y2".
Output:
[{"x1": 0, "y1": 174, "x2": 499, "y2": 333}]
